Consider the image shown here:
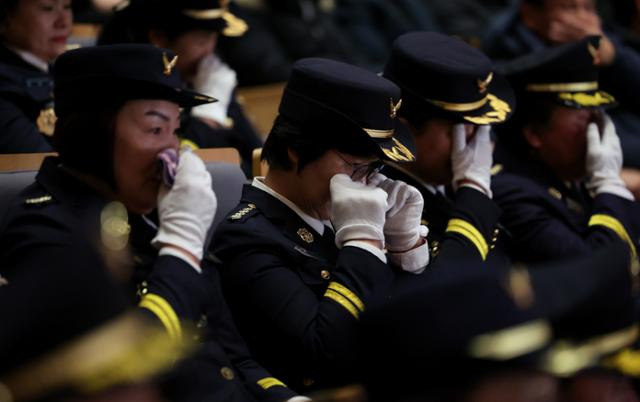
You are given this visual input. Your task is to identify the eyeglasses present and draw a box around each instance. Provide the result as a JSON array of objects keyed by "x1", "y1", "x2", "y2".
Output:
[{"x1": 333, "y1": 150, "x2": 383, "y2": 181}]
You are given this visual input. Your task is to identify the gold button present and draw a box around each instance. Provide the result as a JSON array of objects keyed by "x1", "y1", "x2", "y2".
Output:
[
  {"x1": 493, "y1": 228, "x2": 500, "y2": 235},
  {"x1": 490, "y1": 244, "x2": 496, "y2": 250},
  {"x1": 320, "y1": 270, "x2": 331, "y2": 280},
  {"x1": 221, "y1": 367, "x2": 234, "y2": 381},
  {"x1": 303, "y1": 378, "x2": 315, "y2": 387}
]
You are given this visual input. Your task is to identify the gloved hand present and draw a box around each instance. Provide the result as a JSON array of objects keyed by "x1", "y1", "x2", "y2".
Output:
[
  {"x1": 152, "y1": 149, "x2": 218, "y2": 267},
  {"x1": 191, "y1": 53, "x2": 237, "y2": 126},
  {"x1": 330, "y1": 173, "x2": 387, "y2": 248},
  {"x1": 368, "y1": 173, "x2": 427, "y2": 252},
  {"x1": 451, "y1": 124, "x2": 493, "y2": 198},
  {"x1": 586, "y1": 115, "x2": 634, "y2": 200}
]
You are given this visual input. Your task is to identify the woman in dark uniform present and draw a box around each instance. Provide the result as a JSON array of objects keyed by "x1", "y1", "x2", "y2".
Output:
[
  {"x1": 0, "y1": 44, "x2": 303, "y2": 402},
  {"x1": 98, "y1": 0, "x2": 263, "y2": 176},
  {"x1": 0, "y1": 0, "x2": 71, "y2": 152},
  {"x1": 210, "y1": 57, "x2": 429, "y2": 392}
]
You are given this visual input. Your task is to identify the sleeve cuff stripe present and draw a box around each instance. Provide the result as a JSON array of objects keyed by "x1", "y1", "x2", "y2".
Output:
[
  {"x1": 446, "y1": 218, "x2": 489, "y2": 260},
  {"x1": 589, "y1": 214, "x2": 638, "y2": 260},
  {"x1": 139, "y1": 293, "x2": 182, "y2": 341},
  {"x1": 327, "y1": 281, "x2": 365, "y2": 312},
  {"x1": 257, "y1": 377, "x2": 286, "y2": 389},
  {"x1": 324, "y1": 289, "x2": 360, "y2": 320}
]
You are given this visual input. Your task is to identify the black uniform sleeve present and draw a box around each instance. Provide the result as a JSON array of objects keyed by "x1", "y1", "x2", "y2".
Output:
[
  {"x1": 137, "y1": 255, "x2": 211, "y2": 342},
  {"x1": 0, "y1": 97, "x2": 52, "y2": 153},
  {"x1": 432, "y1": 187, "x2": 503, "y2": 265},
  {"x1": 495, "y1": 178, "x2": 639, "y2": 263},
  {"x1": 216, "y1": 223, "x2": 394, "y2": 380}
]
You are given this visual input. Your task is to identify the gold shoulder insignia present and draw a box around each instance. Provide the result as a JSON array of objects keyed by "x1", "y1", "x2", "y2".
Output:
[
  {"x1": 390, "y1": 98, "x2": 402, "y2": 119},
  {"x1": 548, "y1": 187, "x2": 563, "y2": 201},
  {"x1": 297, "y1": 228, "x2": 314, "y2": 244},
  {"x1": 37, "y1": 107, "x2": 57, "y2": 137},
  {"x1": 490, "y1": 164, "x2": 503, "y2": 176},
  {"x1": 477, "y1": 72, "x2": 493, "y2": 94},
  {"x1": 24, "y1": 195, "x2": 53, "y2": 205},
  {"x1": 229, "y1": 203, "x2": 256, "y2": 221},
  {"x1": 162, "y1": 52, "x2": 178, "y2": 76}
]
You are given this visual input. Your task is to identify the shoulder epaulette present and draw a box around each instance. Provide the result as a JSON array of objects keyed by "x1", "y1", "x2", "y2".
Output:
[
  {"x1": 227, "y1": 203, "x2": 258, "y2": 222},
  {"x1": 23, "y1": 193, "x2": 53, "y2": 207},
  {"x1": 490, "y1": 164, "x2": 503, "y2": 176}
]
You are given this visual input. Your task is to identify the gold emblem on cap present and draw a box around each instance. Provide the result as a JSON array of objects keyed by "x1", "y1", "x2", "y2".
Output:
[
  {"x1": 36, "y1": 107, "x2": 57, "y2": 137},
  {"x1": 162, "y1": 53, "x2": 178, "y2": 76},
  {"x1": 588, "y1": 42, "x2": 600, "y2": 65},
  {"x1": 477, "y1": 72, "x2": 493, "y2": 94},
  {"x1": 390, "y1": 98, "x2": 402, "y2": 119},
  {"x1": 297, "y1": 228, "x2": 314, "y2": 244}
]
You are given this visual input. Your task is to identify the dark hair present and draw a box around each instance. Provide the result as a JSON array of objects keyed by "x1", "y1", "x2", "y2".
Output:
[
  {"x1": 53, "y1": 102, "x2": 124, "y2": 187},
  {"x1": 262, "y1": 114, "x2": 379, "y2": 172}
]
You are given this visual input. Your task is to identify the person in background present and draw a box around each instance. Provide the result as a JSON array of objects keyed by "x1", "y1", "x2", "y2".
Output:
[
  {"x1": 0, "y1": 0, "x2": 71, "y2": 153},
  {"x1": 99, "y1": 0, "x2": 262, "y2": 176},
  {"x1": 0, "y1": 44, "x2": 304, "y2": 402},
  {"x1": 382, "y1": 32, "x2": 515, "y2": 282},
  {"x1": 483, "y1": 0, "x2": 640, "y2": 196},
  {"x1": 491, "y1": 37, "x2": 640, "y2": 265}
]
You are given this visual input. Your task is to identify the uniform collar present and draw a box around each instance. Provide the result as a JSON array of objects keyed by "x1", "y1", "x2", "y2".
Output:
[
  {"x1": 252, "y1": 177, "x2": 328, "y2": 235},
  {"x1": 36, "y1": 156, "x2": 109, "y2": 208},
  {"x1": 4, "y1": 44, "x2": 49, "y2": 72}
]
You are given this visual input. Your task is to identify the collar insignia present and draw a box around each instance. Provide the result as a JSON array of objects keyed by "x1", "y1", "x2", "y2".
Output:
[
  {"x1": 390, "y1": 98, "x2": 402, "y2": 119},
  {"x1": 162, "y1": 53, "x2": 178, "y2": 76},
  {"x1": 297, "y1": 228, "x2": 314, "y2": 244},
  {"x1": 477, "y1": 72, "x2": 493, "y2": 94}
]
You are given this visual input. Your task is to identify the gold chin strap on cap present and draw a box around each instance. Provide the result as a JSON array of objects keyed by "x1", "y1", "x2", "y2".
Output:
[
  {"x1": 362, "y1": 128, "x2": 394, "y2": 139},
  {"x1": 526, "y1": 82, "x2": 598, "y2": 93},
  {"x1": 428, "y1": 96, "x2": 489, "y2": 112}
]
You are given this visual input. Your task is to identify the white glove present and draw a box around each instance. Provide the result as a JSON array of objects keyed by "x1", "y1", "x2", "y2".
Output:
[
  {"x1": 152, "y1": 149, "x2": 217, "y2": 269},
  {"x1": 586, "y1": 115, "x2": 634, "y2": 200},
  {"x1": 451, "y1": 124, "x2": 493, "y2": 198},
  {"x1": 330, "y1": 173, "x2": 387, "y2": 248},
  {"x1": 191, "y1": 53, "x2": 237, "y2": 126},
  {"x1": 368, "y1": 173, "x2": 427, "y2": 252}
]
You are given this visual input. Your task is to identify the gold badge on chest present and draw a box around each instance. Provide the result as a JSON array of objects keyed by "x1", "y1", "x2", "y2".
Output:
[
  {"x1": 37, "y1": 107, "x2": 57, "y2": 136},
  {"x1": 297, "y1": 228, "x2": 314, "y2": 244}
]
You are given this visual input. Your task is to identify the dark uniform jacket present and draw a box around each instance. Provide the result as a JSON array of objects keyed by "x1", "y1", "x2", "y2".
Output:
[
  {"x1": 0, "y1": 45, "x2": 54, "y2": 153},
  {"x1": 491, "y1": 149, "x2": 640, "y2": 265},
  {"x1": 181, "y1": 97, "x2": 262, "y2": 177},
  {"x1": 210, "y1": 184, "x2": 395, "y2": 392},
  {"x1": 0, "y1": 157, "x2": 297, "y2": 402},
  {"x1": 383, "y1": 164, "x2": 508, "y2": 280}
]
